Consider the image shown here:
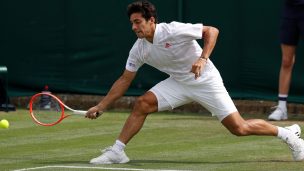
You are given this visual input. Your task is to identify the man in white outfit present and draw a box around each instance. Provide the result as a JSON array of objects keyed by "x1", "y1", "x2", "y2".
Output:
[{"x1": 86, "y1": 0, "x2": 304, "y2": 164}]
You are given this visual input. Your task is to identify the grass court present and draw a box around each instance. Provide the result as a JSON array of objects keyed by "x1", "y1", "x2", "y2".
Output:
[{"x1": 1, "y1": 109, "x2": 304, "y2": 171}]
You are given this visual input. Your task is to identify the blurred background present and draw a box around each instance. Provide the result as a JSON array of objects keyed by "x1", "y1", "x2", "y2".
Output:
[{"x1": 1, "y1": 0, "x2": 304, "y2": 104}]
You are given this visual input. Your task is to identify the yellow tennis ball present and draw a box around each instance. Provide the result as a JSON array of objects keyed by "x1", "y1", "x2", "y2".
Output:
[{"x1": 0, "y1": 119, "x2": 9, "y2": 129}]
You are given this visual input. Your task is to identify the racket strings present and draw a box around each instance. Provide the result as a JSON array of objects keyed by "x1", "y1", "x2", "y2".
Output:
[{"x1": 31, "y1": 95, "x2": 63, "y2": 125}]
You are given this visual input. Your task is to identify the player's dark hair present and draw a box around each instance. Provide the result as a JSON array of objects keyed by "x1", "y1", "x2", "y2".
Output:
[{"x1": 127, "y1": 0, "x2": 158, "y2": 23}]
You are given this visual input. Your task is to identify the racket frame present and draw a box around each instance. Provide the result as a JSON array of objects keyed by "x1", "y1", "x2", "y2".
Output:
[{"x1": 29, "y1": 92, "x2": 86, "y2": 126}]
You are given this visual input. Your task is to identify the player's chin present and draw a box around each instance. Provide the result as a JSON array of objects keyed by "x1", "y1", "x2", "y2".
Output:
[{"x1": 135, "y1": 33, "x2": 144, "y2": 39}]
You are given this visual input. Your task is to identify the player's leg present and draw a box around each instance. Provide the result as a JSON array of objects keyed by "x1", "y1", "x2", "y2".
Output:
[
  {"x1": 191, "y1": 85, "x2": 279, "y2": 136},
  {"x1": 192, "y1": 84, "x2": 294, "y2": 138},
  {"x1": 192, "y1": 88, "x2": 278, "y2": 136},
  {"x1": 117, "y1": 77, "x2": 191, "y2": 145},
  {"x1": 90, "y1": 77, "x2": 191, "y2": 164},
  {"x1": 221, "y1": 111, "x2": 304, "y2": 161},
  {"x1": 118, "y1": 91, "x2": 158, "y2": 144},
  {"x1": 191, "y1": 79, "x2": 304, "y2": 161},
  {"x1": 221, "y1": 112, "x2": 277, "y2": 136},
  {"x1": 90, "y1": 91, "x2": 158, "y2": 165}
]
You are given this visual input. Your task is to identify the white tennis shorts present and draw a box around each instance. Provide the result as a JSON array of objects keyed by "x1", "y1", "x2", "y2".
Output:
[{"x1": 149, "y1": 77, "x2": 238, "y2": 121}]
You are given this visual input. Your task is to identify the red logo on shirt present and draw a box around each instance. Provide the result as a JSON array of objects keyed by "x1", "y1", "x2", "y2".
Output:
[{"x1": 165, "y1": 43, "x2": 171, "y2": 48}]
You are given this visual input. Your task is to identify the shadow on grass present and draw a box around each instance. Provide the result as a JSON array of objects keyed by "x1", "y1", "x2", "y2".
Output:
[
  {"x1": 35, "y1": 160, "x2": 88, "y2": 165},
  {"x1": 34, "y1": 159, "x2": 293, "y2": 166},
  {"x1": 127, "y1": 159, "x2": 292, "y2": 166}
]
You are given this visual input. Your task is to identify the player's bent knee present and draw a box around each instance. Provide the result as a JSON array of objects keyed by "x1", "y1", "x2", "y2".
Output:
[
  {"x1": 133, "y1": 96, "x2": 156, "y2": 114},
  {"x1": 134, "y1": 96, "x2": 147, "y2": 109}
]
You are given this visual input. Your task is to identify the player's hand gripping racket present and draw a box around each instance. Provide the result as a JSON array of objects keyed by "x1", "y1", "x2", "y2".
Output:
[{"x1": 29, "y1": 92, "x2": 100, "y2": 126}]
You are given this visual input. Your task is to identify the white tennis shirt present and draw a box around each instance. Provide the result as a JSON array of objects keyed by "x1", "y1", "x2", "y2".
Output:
[{"x1": 126, "y1": 21, "x2": 222, "y2": 85}]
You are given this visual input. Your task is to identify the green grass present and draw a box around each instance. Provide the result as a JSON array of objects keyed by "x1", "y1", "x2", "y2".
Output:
[{"x1": 1, "y1": 110, "x2": 304, "y2": 171}]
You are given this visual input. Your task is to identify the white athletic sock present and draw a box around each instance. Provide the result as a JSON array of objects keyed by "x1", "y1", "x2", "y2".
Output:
[
  {"x1": 277, "y1": 126, "x2": 291, "y2": 141},
  {"x1": 112, "y1": 140, "x2": 126, "y2": 152},
  {"x1": 278, "y1": 94, "x2": 287, "y2": 111}
]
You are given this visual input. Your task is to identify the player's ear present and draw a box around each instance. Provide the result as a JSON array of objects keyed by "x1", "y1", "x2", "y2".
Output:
[{"x1": 149, "y1": 17, "x2": 155, "y2": 24}]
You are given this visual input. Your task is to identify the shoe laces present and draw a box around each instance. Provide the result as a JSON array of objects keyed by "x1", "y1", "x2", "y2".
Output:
[
  {"x1": 101, "y1": 146, "x2": 114, "y2": 153},
  {"x1": 287, "y1": 127, "x2": 301, "y2": 138}
]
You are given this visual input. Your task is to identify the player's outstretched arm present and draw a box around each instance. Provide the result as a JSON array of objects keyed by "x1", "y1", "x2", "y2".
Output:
[{"x1": 86, "y1": 69, "x2": 136, "y2": 119}]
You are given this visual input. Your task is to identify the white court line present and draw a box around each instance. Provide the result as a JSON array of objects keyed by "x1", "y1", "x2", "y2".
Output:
[{"x1": 13, "y1": 165, "x2": 191, "y2": 171}]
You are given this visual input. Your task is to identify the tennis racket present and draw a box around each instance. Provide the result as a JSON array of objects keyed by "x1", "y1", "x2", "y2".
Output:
[{"x1": 29, "y1": 92, "x2": 100, "y2": 126}]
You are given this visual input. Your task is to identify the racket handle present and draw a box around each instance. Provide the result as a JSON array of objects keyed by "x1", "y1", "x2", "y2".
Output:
[
  {"x1": 73, "y1": 110, "x2": 102, "y2": 118},
  {"x1": 73, "y1": 110, "x2": 87, "y2": 115}
]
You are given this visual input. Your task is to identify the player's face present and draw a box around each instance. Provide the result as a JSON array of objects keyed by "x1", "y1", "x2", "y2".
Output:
[{"x1": 130, "y1": 13, "x2": 155, "y2": 40}]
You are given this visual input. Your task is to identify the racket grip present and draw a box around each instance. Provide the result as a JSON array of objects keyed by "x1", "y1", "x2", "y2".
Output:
[
  {"x1": 75, "y1": 110, "x2": 101, "y2": 117},
  {"x1": 73, "y1": 110, "x2": 87, "y2": 115}
]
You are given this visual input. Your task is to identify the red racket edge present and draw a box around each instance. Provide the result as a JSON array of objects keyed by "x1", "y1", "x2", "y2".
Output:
[{"x1": 29, "y1": 93, "x2": 65, "y2": 126}]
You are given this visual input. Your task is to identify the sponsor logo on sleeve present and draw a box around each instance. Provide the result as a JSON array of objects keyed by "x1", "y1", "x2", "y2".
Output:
[{"x1": 128, "y1": 62, "x2": 136, "y2": 68}]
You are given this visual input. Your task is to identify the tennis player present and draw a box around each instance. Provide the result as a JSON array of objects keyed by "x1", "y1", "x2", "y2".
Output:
[{"x1": 86, "y1": 0, "x2": 304, "y2": 164}]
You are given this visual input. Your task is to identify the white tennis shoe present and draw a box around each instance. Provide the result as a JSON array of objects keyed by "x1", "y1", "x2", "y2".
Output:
[
  {"x1": 282, "y1": 124, "x2": 304, "y2": 161},
  {"x1": 90, "y1": 146, "x2": 130, "y2": 164},
  {"x1": 285, "y1": 124, "x2": 301, "y2": 138},
  {"x1": 268, "y1": 106, "x2": 287, "y2": 121}
]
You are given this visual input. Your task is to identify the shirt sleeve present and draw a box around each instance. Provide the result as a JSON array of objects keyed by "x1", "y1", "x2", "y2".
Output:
[
  {"x1": 170, "y1": 21, "x2": 203, "y2": 42},
  {"x1": 125, "y1": 40, "x2": 144, "y2": 72}
]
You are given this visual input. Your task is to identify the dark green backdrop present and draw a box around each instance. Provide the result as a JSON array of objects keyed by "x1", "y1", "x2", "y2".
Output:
[{"x1": 1, "y1": 0, "x2": 304, "y2": 103}]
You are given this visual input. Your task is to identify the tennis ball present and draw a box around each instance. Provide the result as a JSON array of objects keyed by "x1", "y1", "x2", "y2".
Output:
[{"x1": 0, "y1": 119, "x2": 9, "y2": 129}]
